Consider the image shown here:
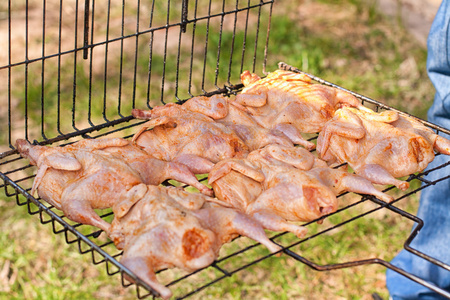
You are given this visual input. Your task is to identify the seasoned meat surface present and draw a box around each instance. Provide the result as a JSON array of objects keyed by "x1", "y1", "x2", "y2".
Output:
[
  {"x1": 15, "y1": 138, "x2": 212, "y2": 232},
  {"x1": 233, "y1": 70, "x2": 361, "y2": 143},
  {"x1": 132, "y1": 104, "x2": 249, "y2": 174},
  {"x1": 209, "y1": 144, "x2": 393, "y2": 238},
  {"x1": 317, "y1": 107, "x2": 450, "y2": 190},
  {"x1": 110, "y1": 185, "x2": 281, "y2": 299}
]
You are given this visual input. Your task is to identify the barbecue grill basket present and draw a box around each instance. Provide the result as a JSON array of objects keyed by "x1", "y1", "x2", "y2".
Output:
[{"x1": 1, "y1": 1, "x2": 450, "y2": 299}]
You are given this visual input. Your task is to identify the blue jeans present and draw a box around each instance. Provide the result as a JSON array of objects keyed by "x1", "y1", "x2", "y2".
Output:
[{"x1": 386, "y1": 1, "x2": 450, "y2": 299}]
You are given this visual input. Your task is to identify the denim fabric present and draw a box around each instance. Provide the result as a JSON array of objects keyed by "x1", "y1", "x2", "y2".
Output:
[{"x1": 386, "y1": 1, "x2": 450, "y2": 299}]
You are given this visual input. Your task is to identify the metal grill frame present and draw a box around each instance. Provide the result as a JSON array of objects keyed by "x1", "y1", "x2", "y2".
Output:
[{"x1": 1, "y1": 1, "x2": 450, "y2": 299}]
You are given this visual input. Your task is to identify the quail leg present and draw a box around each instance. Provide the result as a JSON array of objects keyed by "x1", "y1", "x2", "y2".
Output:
[
  {"x1": 172, "y1": 154, "x2": 215, "y2": 174},
  {"x1": 194, "y1": 206, "x2": 282, "y2": 255},
  {"x1": 208, "y1": 159, "x2": 264, "y2": 184},
  {"x1": 251, "y1": 210, "x2": 308, "y2": 238},
  {"x1": 120, "y1": 255, "x2": 173, "y2": 300},
  {"x1": 272, "y1": 123, "x2": 316, "y2": 150},
  {"x1": 310, "y1": 167, "x2": 394, "y2": 202},
  {"x1": 434, "y1": 135, "x2": 450, "y2": 155},
  {"x1": 355, "y1": 164, "x2": 409, "y2": 191},
  {"x1": 60, "y1": 196, "x2": 111, "y2": 233}
]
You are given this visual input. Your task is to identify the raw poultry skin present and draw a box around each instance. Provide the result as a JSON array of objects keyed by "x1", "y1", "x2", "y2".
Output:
[
  {"x1": 109, "y1": 184, "x2": 281, "y2": 300},
  {"x1": 99, "y1": 142, "x2": 212, "y2": 195},
  {"x1": 16, "y1": 138, "x2": 142, "y2": 233},
  {"x1": 132, "y1": 104, "x2": 249, "y2": 174},
  {"x1": 209, "y1": 144, "x2": 393, "y2": 237},
  {"x1": 233, "y1": 70, "x2": 362, "y2": 143},
  {"x1": 247, "y1": 144, "x2": 393, "y2": 217},
  {"x1": 15, "y1": 138, "x2": 211, "y2": 232},
  {"x1": 317, "y1": 107, "x2": 450, "y2": 190},
  {"x1": 181, "y1": 94, "x2": 310, "y2": 150},
  {"x1": 209, "y1": 145, "x2": 321, "y2": 238}
]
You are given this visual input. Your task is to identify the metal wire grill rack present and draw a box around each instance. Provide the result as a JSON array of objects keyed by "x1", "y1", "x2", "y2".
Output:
[
  {"x1": 1, "y1": 0, "x2": 273, "y2": 154},
  {"x1": 1, "y1": 1, "x2": 450, "y2": 299}
]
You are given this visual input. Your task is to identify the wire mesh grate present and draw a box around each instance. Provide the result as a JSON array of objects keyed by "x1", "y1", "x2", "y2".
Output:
[
  {"x1": 1, "y1": 0, "x2": 273, "y2": 154},
  {"x1": 1, "y1": 1, "x2": 450, "y2": 299}
]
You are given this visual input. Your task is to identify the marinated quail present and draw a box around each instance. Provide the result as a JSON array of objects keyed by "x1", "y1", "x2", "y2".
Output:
[
  {"x1": 109, "y1": 184, "x2": 281, "y2": 299},
  {"x1": 233, "y1": 69, "x2": 362, "y2": 143},
  {"x1": 16, "y1": 138, "x2": 212, "y2": 232},
  {"x1": 132, "y1": 105, "x2": 248, "y2": 174},
  {"x1": 209, "y1": 144, "x2": 393, "y2": 237},
  {"x1": 181, "y1": 94, "x2": 301, "y2": 150},
  {"x1": 317, "y1": 107, "x2": 450, "y2": 190}
]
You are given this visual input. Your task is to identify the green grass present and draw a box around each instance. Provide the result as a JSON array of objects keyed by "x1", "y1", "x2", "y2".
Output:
[
  {"x1": 268, "y1": 0, "x2": 432, "y2": 118},
  {"x1": 0, "y1": 0, "x2": 436, "y2": 299}
]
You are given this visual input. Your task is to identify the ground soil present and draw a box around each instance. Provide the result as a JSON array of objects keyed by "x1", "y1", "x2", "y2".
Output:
[{"x1": 377, "y1": 0, "x2": 441, "y2": 46}]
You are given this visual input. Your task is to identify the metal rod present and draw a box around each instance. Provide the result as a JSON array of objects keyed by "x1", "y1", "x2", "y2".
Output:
[
  {"x1": 7, "y1": 0, "x2": 12, "y2": 148},
  {"x1": 186, "y1": 0, "x2": 199, "y2": 98},
  {"x1": 262, "y1": 1, "x2": 274, "y2": 74},
  {"x1": 240, "y1": 0, "x2": 250, "y2": 75},
  {"x1": 24, "y1": 0, "x2": 29, "y2": 141},
  {"x1": 285, "y1": 249, "x2": 450, "y2": 299},
  {"x1": 72, "y1": 0, "x2": 80, "y2": 130},
  {"x1": 252, "y1": 0, "x2": 262, "y2": 73},
  {"x1": 181, "y1": 0, "x2": 189, "y2": 33},
  {"x1": 117, "y1": 0, "x2": 126, "y2": 117},
  {"x1": 40, "y1": 0, "x2": 47, "y2": 140},
  {"x1": 226, "y1": 0, "x2": 239, "y2": 85},
  {"x1": 57, "y1": 0, "x2": 64, "y2": 135},
  {"x1": 87, "y1": 0, "x2": 99, "y2": 126},
  {"x1": 201, "y1": 0, "x2": 213, "y2": 94},
  {"x1": 175, "y1": 5, "x2": 184, "y2": 101},
  {"x1": 160, "y1": 0, "x2": 171, "y2": 105},
  {"x1": 83, "y1": 0, "x2": 90, "y2": 59},
  {"x1": 131, "y1": 0, "x2": 141, "y2": 109},
  {"x1": 213, "y1": 0, "x2": 226, "y2": 89}
]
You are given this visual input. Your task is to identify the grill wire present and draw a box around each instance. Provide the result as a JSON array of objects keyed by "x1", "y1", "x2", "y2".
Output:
[{"x1": 1, "y1": 1, "x2": 450, "y2": 299}]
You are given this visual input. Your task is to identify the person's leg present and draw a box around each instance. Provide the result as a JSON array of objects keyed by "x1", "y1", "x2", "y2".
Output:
[{"x1": 386, "y1": 1, "x2": 450, "y2": 299}]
